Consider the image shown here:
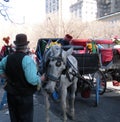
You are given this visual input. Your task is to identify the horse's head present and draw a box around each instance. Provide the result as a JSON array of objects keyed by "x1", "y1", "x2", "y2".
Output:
[{"x1": 44, "y1": 45, "x2": 73, "y2": 92}]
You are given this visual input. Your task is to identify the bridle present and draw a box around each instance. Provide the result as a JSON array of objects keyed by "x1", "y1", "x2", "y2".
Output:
[
  {"x1": 45, "y1": 47, "x2": 63, "y2": 82},
  {"x1": 44, "y1": 46, "x2": 93, "y2": 90},
  {"x1": 65, "y1": 58, "x2": 78, "y2": 82},
  {"x1": 45, "y1": 48, "x2": 78, "y2": 83}
]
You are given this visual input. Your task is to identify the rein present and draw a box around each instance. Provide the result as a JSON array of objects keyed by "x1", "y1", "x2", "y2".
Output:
[
  {"x1": 45, "y1": 48, "x2": 78, "y2": 83},
  {"x1": 44, "y1": 47, "x2": 91, "y2": 86},
  {"x1": 47, "y1": 55, "x2": 78, "y2": 83},
  {"x1": 46, "y1": 73, "x2": 60, "y2": 82},
  {"x1": 67, "y1": 58, "x2": 93, "y2": 88},
  {"x1": 65, "y1": 59, "x2": 78, "y2": 82}
]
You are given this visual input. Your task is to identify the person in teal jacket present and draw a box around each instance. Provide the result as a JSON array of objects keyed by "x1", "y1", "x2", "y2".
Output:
[{"x1": 0, "y1": 33, "x2": 45, "y2": 122}]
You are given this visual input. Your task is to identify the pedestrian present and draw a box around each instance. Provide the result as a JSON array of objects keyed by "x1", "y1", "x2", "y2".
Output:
[
  {"x1": 0, "y1": 33, "x2": 45, "y2": 122},
  {"x1": 0, "y1": 78, "x2": 7, "y2": 110},
  {"x1": 63, "y1": 34, "x2": 73, "y2": 45},
  {"x1": 0, "y1": 36, "x2": 14, "y2": 111}
]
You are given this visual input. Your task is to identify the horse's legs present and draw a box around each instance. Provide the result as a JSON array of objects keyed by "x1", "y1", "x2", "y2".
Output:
[
  {"x1": 61, "y1": 87, "x2": 67, "y2": 122},
  {"x1": 69, "y1": 81, "x2": 77, "y2": 120},
  {"x1": 44, "y1": 92, "x2": 50, "y2": 122}
]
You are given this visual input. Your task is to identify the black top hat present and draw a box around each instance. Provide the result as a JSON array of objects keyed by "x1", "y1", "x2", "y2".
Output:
[
  {"x1": 14, "y1": 34, "x2": 29, "y2": 46},
  {"x1": 64, "y1": 34, "x2": 73, "y2": 41}
]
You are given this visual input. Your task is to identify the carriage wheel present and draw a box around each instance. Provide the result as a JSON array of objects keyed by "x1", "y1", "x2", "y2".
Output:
[
  {"x1": 93, "y1": 70, "x2": 106, "y2": 106},
  {"x1": 93, "y1": 70, "x2": 106, "y2": 95}
]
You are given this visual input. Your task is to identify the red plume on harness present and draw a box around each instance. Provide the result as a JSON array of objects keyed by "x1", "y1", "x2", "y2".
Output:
[{"x1": 3, "y1": 36, "x2": 10, "y2": 45}]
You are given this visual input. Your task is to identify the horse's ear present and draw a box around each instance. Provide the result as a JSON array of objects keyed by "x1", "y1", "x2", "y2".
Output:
[
  {"x1": 44, "y1": 49, "x2": 51, "y2": 63},
  {"x1": 66, "y1": 47, "x2": 73, "y2": 55},
  {"x1": 62, "y1": 47, "x2": 73, "y2": 63}
]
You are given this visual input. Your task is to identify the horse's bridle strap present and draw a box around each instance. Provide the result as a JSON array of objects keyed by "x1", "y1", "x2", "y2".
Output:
[{"x1": 46, "y1": 73, "x2": 60, "y2": 82}]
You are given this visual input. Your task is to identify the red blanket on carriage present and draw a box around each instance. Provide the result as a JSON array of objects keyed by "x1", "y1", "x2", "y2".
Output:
[
  {"x1": 71, "y1": 39, "x2": 91, "y2": 47},
  {"x1": 100, "y1": 48, "x2": 113, "y2": 63}
]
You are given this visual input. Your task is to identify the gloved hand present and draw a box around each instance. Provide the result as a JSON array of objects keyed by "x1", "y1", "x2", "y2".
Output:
[
  {"x1": 37, "y1": 83, "x2": 41, "y2": 91},
  {"x1": 37, "y1": 73, "x2": 46, "y2": 91},
  {"x1": 41, "y1": 73, "x2": 46, "y2": 82}
]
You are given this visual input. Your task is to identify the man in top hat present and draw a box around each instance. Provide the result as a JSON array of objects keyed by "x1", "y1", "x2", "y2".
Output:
[
  {"x1": 59, "y1": 34, "x2": 73, "y2": 46},
  {"x1": 0, "y1": 33, "x2": 45, "y2": 122}
]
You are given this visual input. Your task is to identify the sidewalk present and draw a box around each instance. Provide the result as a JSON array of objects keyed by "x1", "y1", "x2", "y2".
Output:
[
  {"x1": 0, "y1": 86, "x2": 62, "y2": 122},
  {"x1": 104, "y1": 81, "x2": 120, "y2": 97},
  {"x1": 0, "y1": 81, "x2": 119, "y2": 122},
  {"x1": 0, "y1": 103, "x2": 62, "y2": 122}
]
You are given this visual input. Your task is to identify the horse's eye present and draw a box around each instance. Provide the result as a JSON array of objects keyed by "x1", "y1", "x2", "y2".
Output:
[{"x1": 56, "y1": 61, "x2": 61, "y2": 67}]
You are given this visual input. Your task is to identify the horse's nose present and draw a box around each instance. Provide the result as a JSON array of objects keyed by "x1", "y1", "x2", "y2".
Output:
[{"x1": 44, "y1": 83, "x2": 55, "y2": 94}]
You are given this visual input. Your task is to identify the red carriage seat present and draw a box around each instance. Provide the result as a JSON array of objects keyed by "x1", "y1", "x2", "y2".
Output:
[
  {"x1": 96, "y1": 39, "x2": 113, "y2": 44},
  {"x1": 78, "y1": 47, "x2": 86, "y2": 54},
  {"x1": 100, "y1": 48, "x2": 113, "y2": 63},
  {"x1": 71, "y1": 39, "x2": 91, "y2": 54},
  {"x1": 72, "y1": 47, "x2": 86, "y2": 54},
  {"x1": 71, "y1": 39, "x2": 91, "y2": 47}
]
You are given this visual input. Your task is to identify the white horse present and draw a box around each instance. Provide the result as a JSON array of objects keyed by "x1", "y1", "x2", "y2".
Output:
[{"x1": 43, "y1": 45, "x2": 79, "y2": 122}]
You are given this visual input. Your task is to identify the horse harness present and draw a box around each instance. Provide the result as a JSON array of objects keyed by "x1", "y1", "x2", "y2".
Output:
[
  {"x1": 63, "y1": 58, "x2": 77, "y2": 82},
  {"x1": 45, "y1": 48, "x2": 78, "y2": 83}
]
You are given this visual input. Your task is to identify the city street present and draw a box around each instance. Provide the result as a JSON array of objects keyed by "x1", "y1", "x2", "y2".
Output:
[
  {"x1": 0, "y1": 82, "x2": 120, "y2": 122},
  {"x1": 0, "y1": 1, "x2": 120, "y2": 122}
]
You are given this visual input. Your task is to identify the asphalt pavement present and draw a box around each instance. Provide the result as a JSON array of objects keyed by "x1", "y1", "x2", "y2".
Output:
[
  {"x1": 0, "y1": 84, "x2": 63, "y2": 122},
  {"x1": 0, "y1": 81, "x2": 120, "y2": 122}
]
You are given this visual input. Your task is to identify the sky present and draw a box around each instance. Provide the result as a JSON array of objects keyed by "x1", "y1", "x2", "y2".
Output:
[{"x1": 0, "y1": 0, "x2": 45, "y2": 24}]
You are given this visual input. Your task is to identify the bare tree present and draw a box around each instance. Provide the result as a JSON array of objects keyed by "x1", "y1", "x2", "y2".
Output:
[{"x1": 1, "y1": 13, "x2": 120, "y2": 49}]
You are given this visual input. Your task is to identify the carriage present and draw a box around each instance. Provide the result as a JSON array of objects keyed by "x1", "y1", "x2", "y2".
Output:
[
  {"x1": 71, "y1": 38, "x2": 120, "y2": 91},
  {"x1": 70, "y1": 38, "x2": 107, "y2": 105},
  {"x1": 36, "y1": 37, "x2": 120, "y2": 122},
  {"x1": 36, "y1": 38, "x2": 107, "y2": 105},
  {"x1": 95, "y1": 39, "x2": 120, "y2": 86},
  {"x1": 75, "y1": 38, "x2": 120, "y2": 85}
]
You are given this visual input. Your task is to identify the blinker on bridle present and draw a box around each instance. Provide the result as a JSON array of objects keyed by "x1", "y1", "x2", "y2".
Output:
[
  {"x1": 46, "y1": 48, "x2": 64, "y2": 81},
  {"x1": 49, "y1": 48, "x2": 64, "y2": 67},
  {"x1": 50, "y1": 57, "x2": 63, "y2": 67}
]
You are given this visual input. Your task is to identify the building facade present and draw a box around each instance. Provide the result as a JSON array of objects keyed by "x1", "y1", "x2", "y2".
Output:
[
  {"x1": 45, "y1": 0, "x2": 97, "y2": 22},
  {"x1": 45, "y1": 0, "x2": 74, "y2": 21},
  {"x1": 45, "y1": 0, "x2": 120, "y2": 22},
  {"x1": 97, "y1": 11, "x2": 120, "y2": 22},
  {"x1": 46, "y1": 0, "x2": 59, "y2": 14},
  {"x1": 97, "y1": 0, "x2": 120, "y2": 18},
  {"x1": 70, "y1": 0, "x2": 97, "y2": 22}
]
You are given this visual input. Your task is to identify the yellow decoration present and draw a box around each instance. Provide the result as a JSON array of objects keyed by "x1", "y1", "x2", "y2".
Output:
[
  {"x1": 87, "y1": 43, "x2": 92, "y2": 50},
  {"x1": 46, "y1": 41, "x2": 61, "y2": 49},
  {"x1": 87, "y1": 42, "x2": 97, "y2": 53}
]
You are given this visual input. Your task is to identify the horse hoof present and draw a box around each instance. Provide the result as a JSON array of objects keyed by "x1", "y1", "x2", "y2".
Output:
[{"x1": 67, "y1": 113, "x2": 75, "y2": 120}]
